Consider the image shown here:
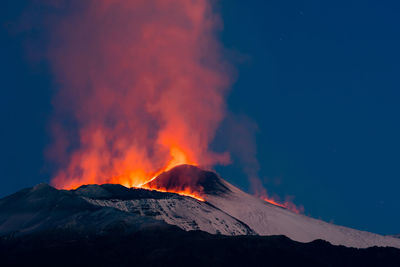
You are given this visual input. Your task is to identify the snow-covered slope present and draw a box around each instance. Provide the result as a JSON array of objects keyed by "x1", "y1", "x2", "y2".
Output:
[
  {"x1": 206, "y1": 180, "x2": 400, "y2": 248},
  {"x1": 0, "y1": 183, "x2": 252, "y2": 237},
  {"x1": 149, "y1": 165, "x2": 400, "y2": 249},
  {"x1": 0, "y1": 183, "x2": 167, "y2": 236},
  {"x1": 83, "y1": 193, "x2": 253, "y2": 235},
  {"x1": 0, "y1": 165, "x2": 399, "y2": 249}
]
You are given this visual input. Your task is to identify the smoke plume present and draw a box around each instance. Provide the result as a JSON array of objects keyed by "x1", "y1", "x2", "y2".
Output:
[{"x1": 45, "y1": 0, "x2": 232, "y2": 188}]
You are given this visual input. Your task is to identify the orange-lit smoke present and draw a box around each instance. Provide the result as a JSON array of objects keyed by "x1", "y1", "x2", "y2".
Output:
[
  {"x1": 251, "y1": 178, "x2": 304, "y2": 214},
  {"x1": 47, "y1": 0, "x2": 231, "y2": 190},
  {"x1": 260, "y1": 196, "x2": 304, "y2": 214}
]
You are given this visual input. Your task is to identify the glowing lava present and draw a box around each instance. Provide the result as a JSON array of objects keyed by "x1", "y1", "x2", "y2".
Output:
[
  {"x1": 140, "y1": 185, "x2": 205, "y2": 202},
  {"x1": 47, "y1": 0, "x2": 231, "y2": 196},
  {"x1": 260, "y1": 196, "x2": 304, "y2": 214}
]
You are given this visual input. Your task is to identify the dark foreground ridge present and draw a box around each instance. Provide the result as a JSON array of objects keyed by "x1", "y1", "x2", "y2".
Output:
[{"x1": 1, "y1": 226, "x2": 400, "y2": 267}]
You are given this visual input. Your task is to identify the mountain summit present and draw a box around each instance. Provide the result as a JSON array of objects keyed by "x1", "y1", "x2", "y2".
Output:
[{"x1": 145, "y1": 164, "x2": 231, "y2": 196}]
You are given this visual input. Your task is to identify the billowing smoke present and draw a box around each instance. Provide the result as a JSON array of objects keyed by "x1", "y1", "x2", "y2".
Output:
[
  {"x1": 219, "y1": 114, "x2": 304, "y2": 213},
  {"x1": 23, "y1": 0, "x2": 304, "y2": 212},
  {"x1": 45, "y1": 0, "x2": 232, "y2": 189}
]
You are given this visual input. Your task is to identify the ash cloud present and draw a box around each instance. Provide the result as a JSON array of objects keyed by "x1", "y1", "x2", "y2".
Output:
[{"x1": 38, "y1": 0, "x2": 233, "y2": 188}]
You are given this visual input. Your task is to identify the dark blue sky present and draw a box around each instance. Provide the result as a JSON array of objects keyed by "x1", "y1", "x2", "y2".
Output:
[{"x1": 1, "y1": 1, "x2": 399, "y2": 235}]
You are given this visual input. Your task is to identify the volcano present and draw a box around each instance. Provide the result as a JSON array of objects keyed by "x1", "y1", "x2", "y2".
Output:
[
  {"x1": 1, "y1": 164, "x2": 399, "y2": 250},
  {"x1": 1, "y1": 165, "x2": 400, "y2": 266}
]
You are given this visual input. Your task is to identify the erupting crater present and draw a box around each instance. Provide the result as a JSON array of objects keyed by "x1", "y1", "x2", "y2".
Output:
[{"x1": 142, "y1": 164, "x2": 231, "y2": 201}]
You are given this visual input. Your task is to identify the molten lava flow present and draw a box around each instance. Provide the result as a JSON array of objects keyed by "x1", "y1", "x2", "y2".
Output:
[
  {"x1": 260, "y1": 196, "x2": 304, "y2": 214},
  {"x1": 261, "y1": 197, "x2": 286, "y2": 208},
  {"x1": 140, "y1": 185, "x2": 205, "y2": 202},
  {"x1": 250, "y1": 178, "x2": 304, "y2": 214},
  {"x1": 46, "y1": 0, "x2": 231, "y2": 196}
]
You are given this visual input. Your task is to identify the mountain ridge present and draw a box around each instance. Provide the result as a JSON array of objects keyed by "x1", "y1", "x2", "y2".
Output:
[{"x1": 0, "y1": 165, "x2": 399, "y2": 249}]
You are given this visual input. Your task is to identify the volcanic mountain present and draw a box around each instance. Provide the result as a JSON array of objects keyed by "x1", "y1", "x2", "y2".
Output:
[{"x1": 0, "y1": 165, "x2": 399, "y2": 250}]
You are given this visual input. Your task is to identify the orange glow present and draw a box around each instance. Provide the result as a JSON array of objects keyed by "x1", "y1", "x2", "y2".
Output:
[
  {"x1": 260, "y1": 196, "x2": 304, "y2": 214},
  {"x1": 47, "y1": 0, "x2": 231, "y2": 197},
  {"x1": 261, "y1": 197, "x2": 286, "y2": 208},
  {"x1": 54, "y1": 146, "x2": 205, "y2": 201},
  {"x1": 141, "y1": 185, "x2": 205, "y2": 202}
]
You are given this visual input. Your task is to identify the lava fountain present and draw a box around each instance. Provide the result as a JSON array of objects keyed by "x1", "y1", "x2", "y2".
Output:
[
  {"x1": 44, "y1": 0, "x2": 303, "y2": 211},
  {"x1": 47, "y1": 0, "x2": 231, "y2": 194}
]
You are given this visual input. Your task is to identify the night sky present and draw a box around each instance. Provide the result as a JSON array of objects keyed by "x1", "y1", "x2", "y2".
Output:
[{"x1": 1, "y1": 1, "x2": 400, "y2": 235}]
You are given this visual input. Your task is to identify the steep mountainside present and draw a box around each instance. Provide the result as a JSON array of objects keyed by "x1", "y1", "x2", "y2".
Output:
[
  {"x1": 0, "y1": 165, "x2": 399, "y2": 249},
  {"x1": 206, "y1": 181, "x2": 400, "y2": 248},
  {"x1": 145, "y1": 165, "x2": 400, "y2": 249},
  {"x1": 0, "y1": 182, "x2": 252, "y2": 237}
]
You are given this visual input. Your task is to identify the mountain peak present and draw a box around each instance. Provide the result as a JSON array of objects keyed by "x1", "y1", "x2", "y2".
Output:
[
  {"x1": 74, "y1": 184, "x2": 112, "y2": 198},
  {"x1": 31, "y1": 183, "x2": 54, "y2": 192},
  {"x1": 145, "y1": 164, "x2": 231, "y2": 197}
]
